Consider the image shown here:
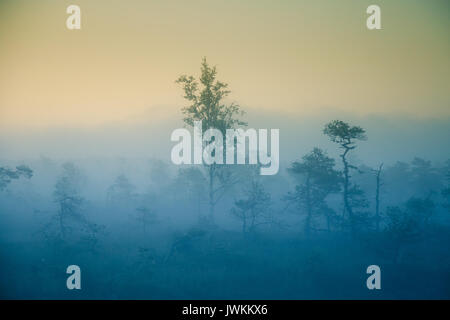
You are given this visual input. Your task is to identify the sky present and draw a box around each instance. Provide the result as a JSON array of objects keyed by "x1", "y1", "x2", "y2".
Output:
[{"x1": 0, "y1": 0, "x2": 449, "y2": 163}]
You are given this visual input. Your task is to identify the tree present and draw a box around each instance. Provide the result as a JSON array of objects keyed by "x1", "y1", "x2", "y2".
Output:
[
  {"x1": 171, "y1": 167, "x2": 207, "y2": 217},
  {"x1": 107, "y1": 174, "x2": 136, "y2": 205},
  {"x1": 410, "y1": 157, "x2": 442, "y2": 196},
  {"x1": 384, "y1": 161, "x2": 411, "y2": 205},
  {"x1": 372, "y1": 163, "x2": 384, "y2": 231},
  {"x1": 149, "y1": 159, "x2": 172, "y2": 192},
  {"x1": 231, "y1": 179, "x2": 271, "y2": 234},
  {"x1": 385, "y1": 196, "x2": 435, "y2": 263},
  {"x1": 442, "y1": 187, "x2": 450, "y2": 213},
  {"x1": 0, "y1": 165, "x2": 33, "y2": 191},
  {"x1": 176, "y1": 58, "x2": 246, "y2": 223},
  {"x1": 346, "y1": 184, "x2": 370, "y2": 231},
  {"x1": 285, "y1": 148, "x2": 341, "y2": 234},
  {"x1": 52, "y1": 162, "x2": 86, "y2": 240},
  {"x1": 135, "y1": 206, "x2": 157, "y2": 234},
  {"x1": 323, "y1": 120, "x2": 367, "y2": 236},
  {"x1": 441, "y1": 160, "x2": 450, "y2": 213}
]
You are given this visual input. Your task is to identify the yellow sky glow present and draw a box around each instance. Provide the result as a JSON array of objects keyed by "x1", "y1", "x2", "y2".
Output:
[{"x1": 0, "y1": 0, "x2": 449, "y2": 130}]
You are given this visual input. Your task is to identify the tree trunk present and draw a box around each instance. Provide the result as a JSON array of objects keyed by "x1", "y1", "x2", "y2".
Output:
[
  {"x1": 208, "y1": 164, "x2": 215, "y2": 224},
  {"x1": 59, "y1": 203, "x2": 65, "y2": 239},
  {"x1": 375, "y1": 163, "x2": 383, "y2": 232},
  {"x1": 250, "y1": 208, "x2": 256, "y2": 233},
  {"x1": 341, "y1": 147, "x2": 355, "y2": 236},
  {"x1": 305, "y1": 175, "x2": 312, "y2": 235}
]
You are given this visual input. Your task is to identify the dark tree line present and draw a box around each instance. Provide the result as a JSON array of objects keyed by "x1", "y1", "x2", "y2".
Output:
[
  {"x1": 0, "y1": 165, "x2": 32, "y2": 191},
  {"x1": 1, "y1": 58, "x2": 448, "y2": 253}
]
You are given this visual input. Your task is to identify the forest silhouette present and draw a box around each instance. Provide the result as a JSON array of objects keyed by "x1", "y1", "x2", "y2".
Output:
[{"x1": 0, "y1": 60, "x2": 449, "y2": 299}]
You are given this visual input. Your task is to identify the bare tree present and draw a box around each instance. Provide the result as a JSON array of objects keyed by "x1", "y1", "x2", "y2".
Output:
[{"x1": 371, "y1": 163, "x2": 383, "y2": 231}]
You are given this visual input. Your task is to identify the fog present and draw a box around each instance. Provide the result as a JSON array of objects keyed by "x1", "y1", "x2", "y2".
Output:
[
  {"x1": 1, "y1": 110, "x2": 449, "y2": 165},
  {"x1": 0, "y1": 111, "x2": 449, "y2": 299}
]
